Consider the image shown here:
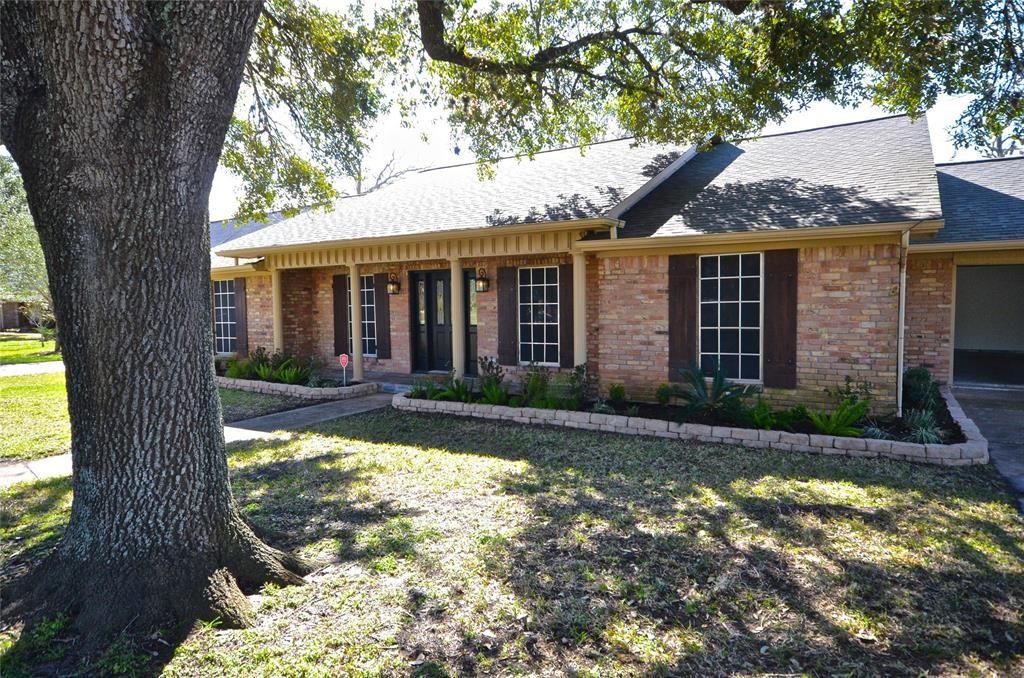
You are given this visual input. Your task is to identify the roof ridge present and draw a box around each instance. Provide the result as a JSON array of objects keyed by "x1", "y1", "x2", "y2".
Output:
[
  {"x1": 736, "y1": 114, "x2": 912, "y2": 143},
  {"x1": 418, "y1": 135, "x2": 640, "y2": 174},
  {"x1": 936, "y1": 155, "x2": 1024, "y2": 167}
]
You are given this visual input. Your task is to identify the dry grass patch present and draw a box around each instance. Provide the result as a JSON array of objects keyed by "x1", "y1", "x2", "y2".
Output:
[{"x1": 1, "y1": 409, "x2": 1021, "y2": 676}]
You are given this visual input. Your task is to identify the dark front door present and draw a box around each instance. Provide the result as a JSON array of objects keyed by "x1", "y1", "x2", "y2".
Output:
[{"x1": 410, "y1": 270, "x2": 452, "y2": 371}]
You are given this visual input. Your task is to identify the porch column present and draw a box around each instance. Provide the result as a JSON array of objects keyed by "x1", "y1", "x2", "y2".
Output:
[
  {"x1": 572, "y1": 252, "x2": 587, "y2": 366},
  {"x1": 271, "y1": 268, "x2": 284, "y2": 352},
  {"x1": 348, "y1": 263, "x2": 364, "y2": 382},
  {"x1": 450, "y1": 257, "x2": 466, "y2": 379}
]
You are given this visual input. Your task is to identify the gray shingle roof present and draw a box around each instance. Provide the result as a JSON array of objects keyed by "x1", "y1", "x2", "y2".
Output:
[
  {"x1": 620, "y1": 115, "x2": 943, "y2": 238},
  {"x1": 215, "y1": 138, "x2": 684, "y2": 254},
  {"x1": 209, "y1": 211, "x2": 287, "y2": 268},
  {"x1": 928, "y1": 157, "x2": 1024, "y2": 244}
]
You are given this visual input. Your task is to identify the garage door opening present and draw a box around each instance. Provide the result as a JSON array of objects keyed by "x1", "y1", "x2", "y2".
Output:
[{"x1": 953, "y1": 264, "x2": 1024, "y2": 386}]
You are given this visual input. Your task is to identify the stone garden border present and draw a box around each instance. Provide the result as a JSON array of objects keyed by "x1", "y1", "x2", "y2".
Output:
[
  {"x1": 391, "y1": 385, "x2": 988, "y2": 466},
  {"x1": 216, "y1": 376, "x2": 381, "y2": 400}
]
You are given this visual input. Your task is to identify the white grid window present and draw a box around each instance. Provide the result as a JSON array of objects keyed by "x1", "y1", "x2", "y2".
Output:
[
  {"x1": 699, "y1": 253, "x2": 762, "y2": 381},
  {"x1": 348, "y1": 275, "x2": 377, "y2": 356},
  {"x1": 213, "y1": 280, "x2": 237, "y2": 354},
  {"x1": 518, "y1": 266, "x2": 559, "y2": 365}
]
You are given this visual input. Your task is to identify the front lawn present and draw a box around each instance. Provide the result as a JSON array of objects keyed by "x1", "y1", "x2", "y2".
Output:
[
  {"x1": 2, "y1": 410, "x2": 1021, "y2": 676},
  {"x1": 0, "y1": 333, "x2": 61, "y2": 365},
  {"x1": 0, "y1": 374, "x2": 312, "y2": 462}
]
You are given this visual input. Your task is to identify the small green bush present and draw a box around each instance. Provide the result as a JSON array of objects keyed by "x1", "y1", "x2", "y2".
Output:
[
  {"x1": 824, "y1": 376, "x2": 874, "y2": 407},
  {"x1": 902, "y1": 408, "x2": 946, "y2": 444},
  {"x1": 655, "y1": 383, "x2": 673, "y2": 407},
  {"x1": 608, "y1": 383, "x2": 626, "y2": 406},
  {"x1": 807, "y1": 397, "x2": 869, "y2": 437},
  {"x1": 591, "y1": 399, "x2": 616, "y2": 415},
  {"x1": 745, "y1": 398, "x2": 776, "y2": 430},
  {"x1": 276, "y1": 362, "x2": 312, "y2": 385},
  {"x1": 225, "y1": 359, "x2": 254, "y2": 379},
  {"x1": 435, "y1": 374, "x2": 473, "y2": 403},
  {"x1": 521, "y1": 365, "x2": 551, "y2": 408},
  {"x1": 904, "y1": 367, "x2": 940, "y2": 412},
  {"x1": 254, "y1": 362, "x2": 275, "y2": 381},
  {"x1": 625, "y1": 404, "x2": 640, "y2": 417},
  {"x1": 480, "y1": 379, "x2": 509, "y2": 405},
  {"x1": 659, "y1": 362, "x2": 759, "y2": 420}
]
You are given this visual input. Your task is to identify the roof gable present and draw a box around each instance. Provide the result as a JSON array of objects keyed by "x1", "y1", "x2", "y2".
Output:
[
  {"x1": 928, "y1": 157, "x2": 1024, "y2": 244},
  {"x1": 620, "y1": 115, "x2": 943, "y2": 238},
  {"x1": 215, "y1": 137, "x2": 688, "y2": 255}
]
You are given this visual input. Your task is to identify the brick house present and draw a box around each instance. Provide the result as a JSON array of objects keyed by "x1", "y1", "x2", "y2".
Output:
[{"x1": 210, "y1": 115, "x2": 1024, "y2": 413}]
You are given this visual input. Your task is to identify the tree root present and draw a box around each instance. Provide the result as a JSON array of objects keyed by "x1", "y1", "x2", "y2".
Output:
[{"x1": 7, "y1": 514, "x2": 318, "y2": 651}]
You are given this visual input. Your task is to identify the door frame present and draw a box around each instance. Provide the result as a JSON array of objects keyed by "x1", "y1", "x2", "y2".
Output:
[{"x1": 408, "y1": 268, "x2": 478, "y2": 374}]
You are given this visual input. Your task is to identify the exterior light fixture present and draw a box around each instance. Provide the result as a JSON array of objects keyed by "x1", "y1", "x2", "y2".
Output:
[
  {"x1": 474, "y1": 268, "x2": 490, "y2": 292},
  {"x1": 386, "y1": 273, "x2": 401, "y2": 295}
]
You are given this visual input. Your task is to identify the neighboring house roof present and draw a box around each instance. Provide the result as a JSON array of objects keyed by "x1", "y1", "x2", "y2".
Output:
[
  {"x1": 928, "y1": 157, "x2": 1024, "y2": 244},
  {"x1": 619, "y1": 115, "x2": 943, "y2": 239},
  {"x1": 215, "y1": 137, "x2": 687, "y2": 254},
  {"x1": 209, "y1": 211, "x2": 288, "y2": 269}
]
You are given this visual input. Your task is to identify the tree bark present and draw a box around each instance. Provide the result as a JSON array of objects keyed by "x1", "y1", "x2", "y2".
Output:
[{"x1": 0, "y1": 0, "x2": 310, "y2": 643}]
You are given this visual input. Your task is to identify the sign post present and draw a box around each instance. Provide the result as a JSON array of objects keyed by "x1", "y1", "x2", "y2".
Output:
[{"x1": 339, "y1": 353, "x2": 349, "y2": 386}]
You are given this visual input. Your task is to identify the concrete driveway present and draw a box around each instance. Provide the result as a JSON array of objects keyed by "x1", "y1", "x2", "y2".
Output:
[{"x1": 954, "y1": 387, "x2": 1024, "y2": 511}]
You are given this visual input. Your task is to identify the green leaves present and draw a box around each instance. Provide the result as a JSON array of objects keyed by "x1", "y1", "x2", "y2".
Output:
[
  {"x1": 227, "y1": 0, "x2": 1021, "y2": 220},
  {"x1": 0, "y1": 155, "x2": 48, "y2": 302}
]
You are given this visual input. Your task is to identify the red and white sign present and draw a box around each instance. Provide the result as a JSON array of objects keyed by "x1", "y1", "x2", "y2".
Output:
[{"x1": 339, "y1": 353, "x2": 349, "y2": 369}]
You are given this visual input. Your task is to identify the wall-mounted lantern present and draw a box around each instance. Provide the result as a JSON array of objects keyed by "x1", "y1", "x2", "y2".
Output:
[
  {"x1": 386, "y1": 273, "x2": 401, "y2": 295},
  {"x1": 474, "y1": 268, "x2": 490, "y2": 292}
]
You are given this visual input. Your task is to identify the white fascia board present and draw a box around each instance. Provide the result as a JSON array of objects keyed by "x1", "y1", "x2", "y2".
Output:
[{"x1": 605, "y1": 145, "x2": 698, "y2": 219}]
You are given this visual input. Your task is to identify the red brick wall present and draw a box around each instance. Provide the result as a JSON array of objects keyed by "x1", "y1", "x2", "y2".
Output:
[
  {"x1": 244, "y1": 275, "x2": 274, "y2": 354},
  {"x1": 904, "y1": 253, "x2": 954, "y2": 382},
  {"x1": 239, "y1": 242, "x2": 902, "y2": 412},
  {"x1": 763, "y1": 243, "x2": 901, "y2": 411},
  {"x1": 281, "y1": 269, "x2": 315, "y2": 357},
  {"x1": 593, "y1": 254, "x2": 670, "y2": 401}
]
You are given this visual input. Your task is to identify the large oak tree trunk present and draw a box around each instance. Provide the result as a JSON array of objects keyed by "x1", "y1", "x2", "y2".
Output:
[{"x1": 1, "y1": 1, "x2": 310, "y2": 642}]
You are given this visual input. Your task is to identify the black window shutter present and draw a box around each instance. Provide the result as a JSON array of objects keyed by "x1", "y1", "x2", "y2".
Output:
[
  {"x1": 668, "y1": 254, "x2": 697, "y2": 381},
  {"x1": 372, "y1": 273, "x2": 391, "y2": 359},
  {"x1": 332, "y1": 274, "x2": 349, "y2": 356},
  {"x1": 497, "y1": 266, "x2": 518, "y2": 366},
  {"x1": 233, "y1": 277, "x2": 248, "y2": 358},
  {"x1": 763, "y1": 249, "x2": 798, "y2": 388},
  {"x1": 558, "y1": 263, "x2": 574, "y2": 368}
]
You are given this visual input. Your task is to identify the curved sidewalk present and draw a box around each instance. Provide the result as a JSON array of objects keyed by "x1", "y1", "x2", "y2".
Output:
[
  {"x1": 0, "y1": 392, "x2": 392, "y2": 488},
  {"x1": 0, "y1": 360, "x2": 65, "y2": 377}
]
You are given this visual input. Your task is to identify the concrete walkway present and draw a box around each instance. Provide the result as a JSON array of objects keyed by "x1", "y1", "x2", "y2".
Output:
[
  {"x1": 0, "y1": 393, "x2": 392, "y2": 488},
  {"x1": 954, "y1": 386, "x2": 1024, "y2": 512},
  {"x1": 0, "y1": 360, "x2": 65, "y2": 377}
]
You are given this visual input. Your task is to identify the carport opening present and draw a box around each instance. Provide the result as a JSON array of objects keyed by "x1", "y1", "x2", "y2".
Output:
[{"x1": 953, "y1": 264, "x2": 1024, "y2": 386}]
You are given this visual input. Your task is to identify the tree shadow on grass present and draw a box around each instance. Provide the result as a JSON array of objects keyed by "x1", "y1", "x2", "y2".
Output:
[
  {"x1": 0, "y1": 440, "x2": 412, "y2": 676},
  {"x1": 329, "y1": 411, "x2": 1024, "y2": 675}
]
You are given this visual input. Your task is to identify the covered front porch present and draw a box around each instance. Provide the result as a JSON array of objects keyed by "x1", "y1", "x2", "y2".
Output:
[{"x1": 244, "y1": 219, "x2": 608, "y2": 383}]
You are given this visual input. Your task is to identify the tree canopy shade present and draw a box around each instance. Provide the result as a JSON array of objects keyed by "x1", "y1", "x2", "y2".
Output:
[
  {"x1": 222, "y1": 0, "x2": 1023, "y2": 218},
  {"x1": 0, "y1": 0, "x2": 1021, "y2": 662}
]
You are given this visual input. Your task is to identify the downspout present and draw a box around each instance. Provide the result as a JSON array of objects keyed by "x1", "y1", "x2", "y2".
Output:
[
  {"x1": 896, "y1": 220, "x2": 926, "y2": 417},
  {"x1": 896, "y1": 230, "x2": 909, "y2": 417}
]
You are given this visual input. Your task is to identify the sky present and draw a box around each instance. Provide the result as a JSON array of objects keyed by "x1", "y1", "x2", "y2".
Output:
[{"x1": 207, "y1": 90, "x2": 985, "y2": 221}]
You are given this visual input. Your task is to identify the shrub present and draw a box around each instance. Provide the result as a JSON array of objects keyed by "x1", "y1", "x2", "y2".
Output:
[
  {"x1": 902, "y1": 408, "x2": 946, "y2": 444},
  {"x1": 591, "y1": 399, "x2": 616, "y2": 415},
  {"x1": 861, "y1": 421, "x2": 894, "y2": 440},
  {"x1": 225, "y1": 359, "x2": 254, "y2": 379},
  {"x1": 607, "y1": 383, "x2": 626, "y2": 407},
  {"x1": 254, "y1": 362, "x2": 275, "y2": 381},
  {"x1": 435, "y1": 374, "x2": 473, "y2": 402},
  {"x1": 824, "y1": 376, "x2": 874, "y2": 406},
  {"x1": 745, "y1": 398, "x2": 776, "y2": 430},
  {"x1": 477, "y1": 356, "x2": 505, "y2": 386},
  {"x1": 521, "y1": 365, "x2": 551, "y2": 408},
  {"x1": 903, "y1": 367, "x2": 940, "y2": 412},
  {"x1": 773, "y1": 405, "x2": 810, "y2": 432},
  {"x1": 276, "y1": 362, "x2": 312, "y2": 385},
  {"x1": 659, "y1": 362, "x2": 760, "y2": 419},
  {"x1": 625, "y1": 404, "x2": 640, "y2": 417},
  {"x1": 807, "y1": 397, "x2": 870, "y2": 437},
  {"x1": 655, "y1": 383, "x2": 673, "y2": 407},
  {"x1": 408, "y1": 379, "x2": 442, "y2": 400},
  {"x1": 479, "y1": 379, "x2": 509, "y2": 405},
  {"x1": 249, "y1": 346, "x2": 271, "y2": 371}
]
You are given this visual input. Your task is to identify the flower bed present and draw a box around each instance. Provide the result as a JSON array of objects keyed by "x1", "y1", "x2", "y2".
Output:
[
  {"x1": 216, "y1": 376, "x2": 380, "y2": 400},
  {"x1": 392, "y1": 386, "x2": 988, "y2": 467}
]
